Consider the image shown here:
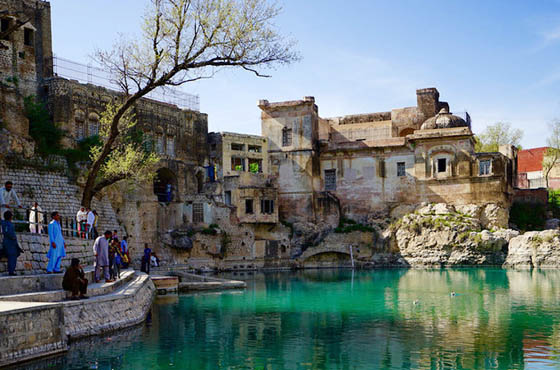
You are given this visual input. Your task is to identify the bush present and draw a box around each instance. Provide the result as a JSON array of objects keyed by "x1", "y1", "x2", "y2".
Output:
[
  {"x1": 335, "y1": 217, "x2": 375, "y2": 234},
  {"x1": 549, "y1": 190, "x2": 560, "y2": 218},
  {"x1": 510, "y1": 202, "x2": 546, "y2": 231},
  {"x1": 25, "y1": 96, "x2": 65, "y2": 157}
]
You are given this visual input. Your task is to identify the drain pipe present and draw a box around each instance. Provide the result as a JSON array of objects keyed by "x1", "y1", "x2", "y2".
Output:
[{"x1": 349, "y1": 245, "x2": 355, "y2": 269}]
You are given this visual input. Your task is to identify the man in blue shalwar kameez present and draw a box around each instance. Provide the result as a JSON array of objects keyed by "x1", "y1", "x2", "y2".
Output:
[{"x1": 47, "y1": 211, "x2": 66, "y2": 273}]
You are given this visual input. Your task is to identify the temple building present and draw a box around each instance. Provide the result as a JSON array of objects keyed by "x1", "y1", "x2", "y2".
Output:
[{"x1": 259, "y1": 88, "x2": 517, "y2": 223}]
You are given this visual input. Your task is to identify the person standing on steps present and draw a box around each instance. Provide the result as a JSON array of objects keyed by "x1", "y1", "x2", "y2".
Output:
[
  {"x1": 0, "y1": 181, "x2": 22, "y2": 221},
  {"x1": 47, "y1": 211, "x2": 66, "y2": 274},
  {"x1": 86, "y1": 208, "x2": 95, "y2": 239},
  {"x1": 141, "y1": 244, "x2": 152, "y2": 274},
  {"x1": 93, "y1": 230, "x2": 113, "y2": 283},
  {"x1": 29, "y1": 202, "x2": 43, "y2": 233},
  {"x1": 1, "y1": 211, "x2": 22, "y2": 276},
  {"x1": 76, "y1": 207, "x2": 87, "y2": 239}
]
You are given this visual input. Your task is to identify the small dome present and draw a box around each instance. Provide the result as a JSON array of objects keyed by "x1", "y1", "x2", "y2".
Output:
[{"x1": 420, "y1": 108, "x2": 467, "y2": 130}]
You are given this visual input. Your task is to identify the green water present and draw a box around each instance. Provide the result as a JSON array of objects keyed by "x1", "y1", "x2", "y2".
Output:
[{"x1": 25, "y1": 269, "x2": 560, "y2": 369}]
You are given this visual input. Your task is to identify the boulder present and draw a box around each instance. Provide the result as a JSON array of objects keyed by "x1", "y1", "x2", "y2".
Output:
[
  {"x1": 389, "y1": 204, "x2": 416, "y2": 219},
  {"x1": 504, "y1": 230, "x2": 560, "y2": 268},
  {"x1": 480, "y1": 204, "x2": 509, "y2": 229},
  {"x1": 455, "y1": 204, "x2": 482, "y2": 218}
]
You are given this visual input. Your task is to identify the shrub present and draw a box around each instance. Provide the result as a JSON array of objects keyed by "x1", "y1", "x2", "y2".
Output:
[{"x1": 510, "y1": 202, "x2": 546, "y2": 231}]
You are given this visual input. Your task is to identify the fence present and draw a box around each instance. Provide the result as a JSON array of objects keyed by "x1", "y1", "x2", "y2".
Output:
[
  {"x1": 2, "y1": 207, "x2": 96, "y2": 240},
  {"x1": 52, "y1": 55, "x2": 200, "y2": 112}
]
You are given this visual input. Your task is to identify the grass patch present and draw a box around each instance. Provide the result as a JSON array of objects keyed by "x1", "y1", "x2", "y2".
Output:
[{"x1": 335, "y1": 217, "x2": 376, "y2": 234}]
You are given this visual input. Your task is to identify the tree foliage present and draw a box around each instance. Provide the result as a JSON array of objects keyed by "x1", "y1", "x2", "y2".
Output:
[
  {"x1": 81, "y1": 0, "x2": 299, "y2": 207},
  {"x1": 88, "y1": 104, "x2": 160, "y2": 197},
  {"x1": 475, "y1": 122, "x2": 523, "y2": 153},
  {"x1": 543, "y1": 120, "x2": 560, "y2": 188}
]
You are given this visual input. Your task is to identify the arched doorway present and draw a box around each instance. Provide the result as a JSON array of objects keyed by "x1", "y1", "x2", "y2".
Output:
[{"x1": 153, "y1": 168, "x2": 178, "y2": 202}]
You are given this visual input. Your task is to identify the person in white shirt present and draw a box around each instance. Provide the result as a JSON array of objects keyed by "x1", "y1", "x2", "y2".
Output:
[
  {"x1": 29, "y1": 202, "x2": 43, "y2": 233},
  {"x1": 0, "y1": 181, "x2": 22, "y2": 220},
  {"x1": 86, "y1": 208, "x2": 95, "y2": 238},
  {"x1": 76, "y1": 207, "x2": 88, "y2": 238}
]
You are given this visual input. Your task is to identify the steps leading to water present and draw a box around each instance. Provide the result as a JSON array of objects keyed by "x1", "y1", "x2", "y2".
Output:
[
  {"x1": 0, "y1": 271, "x2": 156, "y2": 367},
  {"x1": 0, "y1": 269, "x2": 136, "y2": 303}
]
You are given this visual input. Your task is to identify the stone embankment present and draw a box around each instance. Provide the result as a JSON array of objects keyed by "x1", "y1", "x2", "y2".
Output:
[{"x1": 0, "y1": 271, "x2": 155, "y2": 367}]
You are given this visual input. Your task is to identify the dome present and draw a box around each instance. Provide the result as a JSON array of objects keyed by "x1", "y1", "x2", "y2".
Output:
[{"x1": 420, "y1": 108, "x2": 468, "y2": 130}]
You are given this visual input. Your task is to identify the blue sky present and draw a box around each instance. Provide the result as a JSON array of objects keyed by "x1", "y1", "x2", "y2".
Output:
[{"x1": 50, "y1": 0, "x2": 560, "y2": 148}]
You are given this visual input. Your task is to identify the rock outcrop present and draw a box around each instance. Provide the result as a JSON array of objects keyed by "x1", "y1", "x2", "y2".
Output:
[
  {"x1": 503, "y1": 230, "x2": 560, "y2": 268},
  {"x1": 382, "y1": 203, "x2": 517, "y2": 267}
]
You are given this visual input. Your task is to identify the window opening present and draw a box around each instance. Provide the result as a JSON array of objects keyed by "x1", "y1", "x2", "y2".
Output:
[
  {"x1": 261, "y1": 199, "x2": 274, "y2": 214},
  {"x1": 231, "y1": 157, "x2": 245, "y2": 172},
  {"x1": 248, "y1": 158, "x2": 262, "y2": 173},
  {"x1": 245, "y1": 199, "x2": 254, "y2": 214},
  {"x1": 231, "y1": 143, "x2": 244, "y2": 151},
  {"x1": 248, "y1": 145, "x2": 261, "y2": 153},
  {"x1": 193, "y1": 203, "x2": 204, "y2": 223},
  {"x1": 437, "y1": 158, "x2": 447, "y2": 173},
  {"x1": 479, "y1": 159, "x2": 491, "y2": 176},
  {"x1": 282, "y1": 127, "x2": 292, "y2": 147},
  {"x1": 397, "y1": 162, "x2": 406, "y2": 177},
  {"x1": 24, "y1": 28, "x2": 33, "y2": 46},
  {"x1": 225, "y1": 191, "x2": 232, "y2": 206},
  {"x1": 325, "y1": 169, "x2": 337, "y2": 191}
]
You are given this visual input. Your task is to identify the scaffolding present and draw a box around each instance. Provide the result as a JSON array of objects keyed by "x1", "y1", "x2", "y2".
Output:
[{"x1": 52, "y1": 55, "x2": 200, "y2": 112}]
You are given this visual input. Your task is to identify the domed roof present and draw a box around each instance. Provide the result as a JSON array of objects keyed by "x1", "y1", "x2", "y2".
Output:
[{"x1": 420, "y1": 108, "x2": 468, "y2": 130}]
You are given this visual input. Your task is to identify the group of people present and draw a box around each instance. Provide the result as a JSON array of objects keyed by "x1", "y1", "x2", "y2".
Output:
[
  {"x1": 92, "y1": 230, "x2": 130, "y2": 283},
  {"x1": 1, "y1": 180, "x2": 163, "y2": 301},
  {"x1": 76, "y1": 207, "x2": 99, "y2": 239}
]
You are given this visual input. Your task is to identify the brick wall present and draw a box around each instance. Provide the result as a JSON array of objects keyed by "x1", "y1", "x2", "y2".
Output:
[{"x1": 513, "y1": 188, "x2": 549, "y2": 205}]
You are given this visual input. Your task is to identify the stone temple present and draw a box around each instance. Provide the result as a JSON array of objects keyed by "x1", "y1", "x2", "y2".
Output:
[{"x1": 0, "y1": 0, "x2": 517, "y2": 272}]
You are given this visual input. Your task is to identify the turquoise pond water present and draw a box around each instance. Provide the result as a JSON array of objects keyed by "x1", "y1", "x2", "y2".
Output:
[{"x1": 21, "y1": 268, "x2": 560, "y2": 369}]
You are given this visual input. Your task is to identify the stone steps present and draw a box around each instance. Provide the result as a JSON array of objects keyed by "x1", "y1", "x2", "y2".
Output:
[
  {"x1": 0, "y1": 272, "x2": 156, "y2": 367},
  {"x1": 0, "y1": 266, "x2": 95, "y2": 295},
  {"x1": 0, "y1": 269, "x2": 135, "y2": 303}
]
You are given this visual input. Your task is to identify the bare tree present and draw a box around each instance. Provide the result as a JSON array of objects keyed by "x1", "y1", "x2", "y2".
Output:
[
  {"x1": 81, "y1": 0, "x2": 299, "y2": 207},
  {"x1": 543, "y1": 120, "x2": 560, "y2": 188}
]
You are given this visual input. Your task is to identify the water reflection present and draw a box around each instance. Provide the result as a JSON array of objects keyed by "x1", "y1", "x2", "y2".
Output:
[{"x1": 13, "y1": 269, "x2": 560, "y2": 369}]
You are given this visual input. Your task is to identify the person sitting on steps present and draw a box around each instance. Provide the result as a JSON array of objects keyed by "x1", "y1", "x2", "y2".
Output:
[{"x1": 62, "y1": 258, "x2": 89, "y2": 300}]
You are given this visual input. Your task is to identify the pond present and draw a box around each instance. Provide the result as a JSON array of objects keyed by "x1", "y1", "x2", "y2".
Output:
[{"x1": 18, "y1": 269, "x2": 560, "y2": 369}]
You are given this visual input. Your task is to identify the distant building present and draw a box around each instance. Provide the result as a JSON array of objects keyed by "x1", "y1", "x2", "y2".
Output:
[{"x1": 517, "y1": 147, "x2": 560, "y2": 190}]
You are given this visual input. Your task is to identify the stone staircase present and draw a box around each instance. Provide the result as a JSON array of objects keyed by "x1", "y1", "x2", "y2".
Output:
[
  {"x1": 0, "y1": 268, "x2": 155, "y2": 367},
  {"x1": 0, "y1": 269, "x2": 136, "y2": 302}
]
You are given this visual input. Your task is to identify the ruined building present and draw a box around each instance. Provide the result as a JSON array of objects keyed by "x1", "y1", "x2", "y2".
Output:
[{"x1": 259, "y1": 88, "x2": 517, "y2": 224}]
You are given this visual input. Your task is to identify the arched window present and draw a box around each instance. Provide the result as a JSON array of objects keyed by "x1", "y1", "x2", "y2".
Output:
[
  {"x1": 74, "y1": 110, "x2": 86, "y2": 140},
  {"x1": 88, "y1": 113, "x2": 100, "y2": 137}
]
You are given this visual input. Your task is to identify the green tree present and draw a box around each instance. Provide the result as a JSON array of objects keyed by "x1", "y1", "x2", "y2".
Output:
[
  {"x1": 543, "y1": 120, "x2": 560, "y2": 188},
  {"x1": 81, "y1": 0, "x2": 299, "y2": 207},
  {"x1": 475, "y1": 122, "x2": 523, "y2": 153},
  {"x1": 87, "y1": 104, "x2": 160, "y2": 198}
]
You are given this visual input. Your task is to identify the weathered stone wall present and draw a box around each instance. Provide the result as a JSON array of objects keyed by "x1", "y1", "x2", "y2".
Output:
[
  {"x1": 0, "y1": 302, "x2": 66, "y2": 367},
  {"x1": 0, "y1": 233, "x2": 95, "y2": 274},
  {"x1": 64, "y1": 274, "x2": 155, "y2": 340},
  {"x1": 0, "y1": 158, "x2": 121, "y2": 233}
]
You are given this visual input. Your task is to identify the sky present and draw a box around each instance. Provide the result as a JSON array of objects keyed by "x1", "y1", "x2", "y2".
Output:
[{"x1": 50, "y1": 0, "x2": 560, "y2": 149}]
